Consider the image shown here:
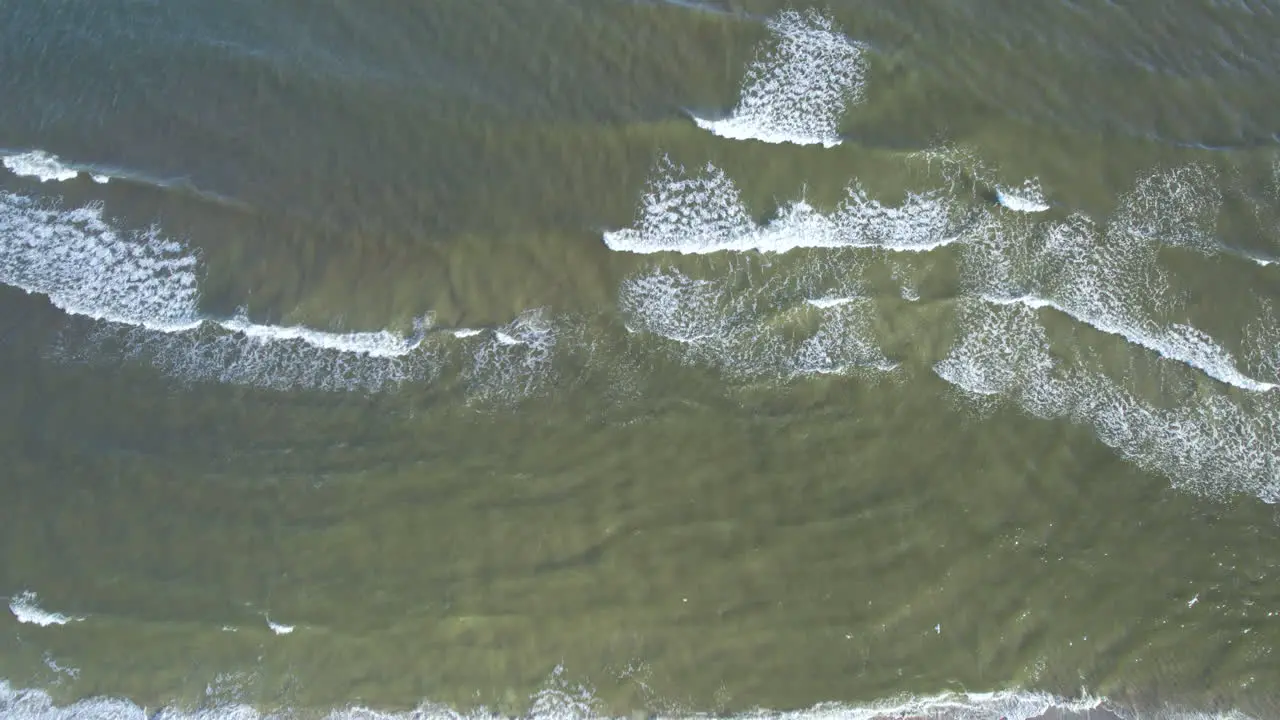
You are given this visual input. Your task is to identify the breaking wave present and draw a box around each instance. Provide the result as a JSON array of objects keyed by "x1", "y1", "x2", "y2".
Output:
[
  {"x1": 0, "y1": 191, "x2": 565, "y2": 396},
  {"x1": 3, "y1": 150, "x2": 110, "y2": 184},
  {"x1": 691, "y1": 9, "x2": 867, "y2": 148},
  {"x1": 959, "y1": 165, "x2": 1274, "y2": 392},
  {"x1": 599, "y1": 147, "x2": 1280, "y2": 503},
  {"x1": 995, "y1": 178, "x2": 1050, "y2": 213},
  {"x1": 603, "y1": 156, "x2": 957, "y2": 255},
  {"x1": 935, "y1": 300, "x2": 1280, "y2": 502},
  {"x1": 7, "y1": 592, "x2": 83, "y2": 627},
  {"x1": 5, "y1": 141, "x2": 1278, "y2": 498}
]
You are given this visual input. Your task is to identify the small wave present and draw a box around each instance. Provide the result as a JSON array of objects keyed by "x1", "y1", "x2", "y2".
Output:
[
  {"x1": 691, "y1": 9, "x2": 866, "y2": 148},
  {"x1": 56, "y1": 316, "x2": 437, "y2": 394},
  {"x1": 806, "y1": 296, "x2": 858, "y2": 309},
  {"x1": 604, "y1": 157, "x2": 956, "y2": 255},
  {"x1": 2, "y1": 149, "x2": 266, "y2": 212},
  {"x1": 7, "y1": 592, "x2": 83, "y2": 627}
]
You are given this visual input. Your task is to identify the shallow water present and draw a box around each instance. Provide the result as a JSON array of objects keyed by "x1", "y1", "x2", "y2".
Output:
[{"x1": 2, "y1": 2, "x2": 1280, "y2": 718}]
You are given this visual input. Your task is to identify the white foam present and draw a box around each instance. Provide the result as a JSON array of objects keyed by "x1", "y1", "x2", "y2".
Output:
[
  {"x1": 604, "y1": 158, "x2": 956, "y2": 256},
  {"x1": 996, "y1": 178, "x2": 1050, "y2": 213},
  {"x1": 7, "y1": 592, "x2": 83, "y2": 627},
  {"x1": 618, "y1": 267, "x2": 784, "y2": 377},
  {"x1": 463, "y1": 309, "x2": 559, "y2": 403},
  {"x1": 618, "y1": 264, "x2": 891, "y2": 380},
  {"x1": 1244, "y1": 299, "x2": 1280, "y2": 385},
  {"x1": 936, "y1": 300, "x2": 1280, "y2": 503},
  {"x1": 806, "y1": 296, "x2": 857, "y2": 309},
  {"x1": 2, "y1": 151, "x2": 81, "y2": 183},
  {"x1": 692, "y1": 9, "x2": 866, "y2": 148},
  {"x1": 618, "y1": 270, "x2": 732, "y2": 345},
  {"x1": 958, "y1": 167, "x2": 1273, "y2": 393},
  {"x1": 217, "y1": 314, "x2": 420, "y2": 359},
  {"x1": 0, "y1": 192, "x2": 202, "y2": 330},
  {"x1": 264, "y1": 617, "x2": 294, "y2": 635},
  {"x1": 41, "y1": 655, "x2": 80, "y2": 681},
  {"x1": 790, "y1": 300, "x2": 897, "y2": 376},
  {"x1": 0, "y1": 192, "x2": 436, "y2": 392}
]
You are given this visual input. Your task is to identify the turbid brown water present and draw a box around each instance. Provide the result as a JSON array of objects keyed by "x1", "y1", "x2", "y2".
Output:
[{"x1": 2, "y1": 2, "x2": 1280, "y2": 719}]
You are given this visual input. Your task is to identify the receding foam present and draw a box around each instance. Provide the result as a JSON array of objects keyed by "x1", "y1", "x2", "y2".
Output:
[
  {"x1": 692, "y1": 9, "x2": 866, "y2": 147},
  {"x1": 603, "y1": 157, "x2": 956, "y2": 255}
]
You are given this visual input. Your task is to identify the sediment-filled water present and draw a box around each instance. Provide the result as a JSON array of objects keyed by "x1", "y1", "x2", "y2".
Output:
[{"x1": 3, "y1": 2, "x2": 1280, "y2": 718}]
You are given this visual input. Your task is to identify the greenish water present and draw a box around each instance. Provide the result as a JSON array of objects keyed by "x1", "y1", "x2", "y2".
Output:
[{"x1": 2, "y1": 2, "x2": 1280, "y2": 718}]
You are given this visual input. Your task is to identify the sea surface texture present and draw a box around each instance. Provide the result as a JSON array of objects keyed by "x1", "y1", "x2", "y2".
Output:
[{"x1": 2, "y1": 1, "x2": 1280, "y2": 719}]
